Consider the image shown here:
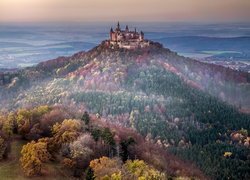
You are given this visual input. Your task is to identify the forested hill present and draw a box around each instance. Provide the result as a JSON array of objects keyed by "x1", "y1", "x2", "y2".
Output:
[
  {"x1": 0, "y1": 40, "x2": 250, "y2": 179},
  {"x1": 1, "y1": 40, "x2": 249, "y2": 109}
]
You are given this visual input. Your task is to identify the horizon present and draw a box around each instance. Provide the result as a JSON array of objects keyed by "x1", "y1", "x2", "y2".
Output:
[{"x1": 0, "y1": 0, "x2": 250, "y2": 23}]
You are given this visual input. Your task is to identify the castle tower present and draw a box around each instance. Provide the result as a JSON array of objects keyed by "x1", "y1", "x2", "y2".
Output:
[
  {"x1": 116, "y1": 21, "x2": 121, "y2": 31},
  {"x1": 140, "y1": 31, "x2": 144, "y2": 41},
  {"x1": 125, "y1": 25, "x2": 129, "y2": 32},
  {"x1": 110, "y1": 27, "x2": 114, "y2": 40}
]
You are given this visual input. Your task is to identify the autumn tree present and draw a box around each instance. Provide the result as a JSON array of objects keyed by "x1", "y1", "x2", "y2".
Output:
[
  {"x1": 89, "y1": 156, "x2": 122, "y2": 179},
  {"x1": 69, "y1": 133, "x2": 95, "y2": 176},
  {"x1": 89, "y1": 157, "x2": 165, "y2": 180},
  {"x1": 39, "y1": 106, "x2": 71, "y2": 136},
  {"x1": 16, "y1": 106, "x2": 51, "y2": 139},
  {"x1": 0, "y1": 132, "x2": 9, "y2": 160},
  {"x1": 70, "y1": 133, "x2": 94, "y2": 160},
  {"x1": 7, "y1": 112, "x2": 17, "y2": 134},
  {"x1": 20, "y1": 140, "x2": 51, "y2": 176},
  {"x1": 62, "y1": 158, "x2": 76, "y2": 169},
  {"x1": 123, "y1": 159, "x2": 166, "y2": 180},
  {"x1": 50, "y1": 119, "x2": 82, "y2": 154},
  {"x1": 16, "y1": 109, "x2": 32, "y2": 137}
]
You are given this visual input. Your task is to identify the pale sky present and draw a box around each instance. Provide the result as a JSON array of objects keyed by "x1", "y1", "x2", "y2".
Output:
[{"x1": 0, "y1": 0, "x2": 250, "y2": 22}]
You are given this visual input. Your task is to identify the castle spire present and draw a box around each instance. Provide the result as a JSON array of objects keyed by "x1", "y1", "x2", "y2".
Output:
[{"x1": 117, "y1": 21, "x2": 120, "y2": 29}]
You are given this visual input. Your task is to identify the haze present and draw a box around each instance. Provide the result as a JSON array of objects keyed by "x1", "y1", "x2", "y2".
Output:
[{"x1": 0, "y1": 0, "x2": 250, "y2": 22}]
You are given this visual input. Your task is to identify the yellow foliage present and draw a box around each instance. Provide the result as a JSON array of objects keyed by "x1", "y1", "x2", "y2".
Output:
[
  {"x1": 20, "y1": 140, "x2": 51, "y2": 176},
  {"x1": 0, "y1": 112, "x2": 16, "y2": 137},
  {"x1": 32, "y1": 105, "x2": 51, "y2": 117},
  {"x1": 111, "y1": 171, "x2": 122, "y2": 180},
  {"x1": 123, "y1": 160, "x2": 165, "y2": 180},
  {"x1": 90, "y1": 156, "x2": 122, "y2": 180},
  {"x1": 50, "y1": 119, "x2": 82, "y2": 152},
  {"x1": 52, "y1": 119, "x2": 82, "y2": 135},
  {"x1": 0, "y1": 114, "x2": 5, "y2": 127},
  {"x1": 90, "y1": 157, "x2": 166, "y2": 180},
  {"x1": 16, "y1": 106, "x2": 51, "y2": 129},
  {"x1": 16, "y1": 109, "x2": 32, "y2": 125},
  {"x1": 62, "y1": 158, "x2": 76, "y2": 168},
  {"x1": 224, "y1": 152, "x2": 232, "y2": 157}
]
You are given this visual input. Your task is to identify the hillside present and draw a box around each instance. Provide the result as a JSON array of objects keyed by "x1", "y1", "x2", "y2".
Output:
[{"x1": 0, "y1": 41, "x2": 250, "y2": 179}]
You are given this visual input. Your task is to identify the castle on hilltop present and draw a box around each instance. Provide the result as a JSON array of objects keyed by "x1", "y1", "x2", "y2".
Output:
[{"x1": 108, "y1": 22, "x2": 150, "y2": 49}]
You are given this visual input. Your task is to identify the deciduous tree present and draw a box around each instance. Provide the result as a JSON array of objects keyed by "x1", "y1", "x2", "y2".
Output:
[
  {"x1": 89, "y1": 156, "x2": 122, "y2": 179},
  {"x1": 20, "y1": 140, "x2": 51, "y2": 176}
]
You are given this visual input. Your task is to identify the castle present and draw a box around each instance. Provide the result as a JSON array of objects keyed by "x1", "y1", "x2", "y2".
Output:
[{"x1": 108, "y1": 22, "x2": 149, "y2": 49}]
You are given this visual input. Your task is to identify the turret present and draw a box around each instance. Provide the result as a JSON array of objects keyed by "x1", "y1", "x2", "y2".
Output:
[
  {"x1": 140, "y1": 31, "x2": 144, "y2": 41},
  {"x1": 116, "y1": 21, "x2": 121, "y2": 31},
  {"x1": 125, "y1": 25, "x2": 129, "y2": 32},
  {"x1": 110, "y1": 27, "x2": 114, "y2": 40}
]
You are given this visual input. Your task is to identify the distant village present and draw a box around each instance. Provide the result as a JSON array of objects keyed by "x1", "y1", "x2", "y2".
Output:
[{"x1": 107, "y1": 22, "x2": 150, "y2": 49}]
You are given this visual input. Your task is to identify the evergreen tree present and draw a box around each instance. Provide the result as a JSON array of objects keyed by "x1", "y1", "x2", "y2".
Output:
[{"x1": 81, "y1": 111, "x2": 90, "y2": 125}]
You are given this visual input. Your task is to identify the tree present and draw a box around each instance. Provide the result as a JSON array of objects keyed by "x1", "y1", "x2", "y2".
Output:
[
  {"x1": 39, "y1": 106, "x2": 71, "y2": 136},
  {"x1": 50, "y1": 119, "x2": 82, "y2": 154},
  {"x1": 123, "y1": 160, "x2": 166, "y2": 180},
  {"x1": 20, "y1": 140, "x2": 51, "y2": 176},
  {"x1": 70, "y1": 134, "x2": 94, "y2": 159},
  {"x1": 62, "y1": 158, "x2": 76, "y2": 169},
  {"x1": 0, "y1": 133, "x2": 9, "y2": 160},
  {"x1": 89, "y1": 156, "x2": 122, "y2": 180},
  {"x1": 129, "y1": 110, "x2": 136, "y2": 129},
  {"x1": 85, "y1": 167, "x2": 95, "y2": 180},
  {"x1": 91, "y1": 128, "x2": 102, "y2": 142},
  {"x1": 2, "y1": 118, "x2": 13, "y2": 138},
  {"x1": 101, "y1": 128, "x2": 115, "y2": 146},
  {"x1": 101, "y1": 128, "x2": 115, "y2": 157},
  {"x1": 16, "y1": 109, "x2": 32, "y2": 137},
  {"x1": 15, "y1": 106, "x2": 51, "y2": 139},
  {"x1": 52, "y1": 119, "x2": 82, "y2": 143},
  {"x1": 120, "y1": 137, "x2": 135, "y2": 162},
  {"x1": 69, "y1": 133, "x2": 95, "y2": 173},
  {"x1": 82, "y1": 111, "x2": 90, "y2": 125},
  {"x1": 89, "y1": 157, "x2": 166, "y2": 180},
  {"x1": 7, "y1": 112, "x2": 17, "y2": 134}
]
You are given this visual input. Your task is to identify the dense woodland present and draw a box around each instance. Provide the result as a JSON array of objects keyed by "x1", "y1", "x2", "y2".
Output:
[
  {"x1": 0, "y1": 105, "x2": 204, "y2": 179},
  {"x1": 71, "y1": 66, "x2": 250, "y2": 180},
  {"x1": 0, "y1": 42, "x2": 250, "y2": 179}
]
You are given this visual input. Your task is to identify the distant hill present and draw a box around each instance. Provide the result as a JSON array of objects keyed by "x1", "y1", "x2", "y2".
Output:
[{"x1": 156, "y1": 36, "x2": 250, "y2": 53}]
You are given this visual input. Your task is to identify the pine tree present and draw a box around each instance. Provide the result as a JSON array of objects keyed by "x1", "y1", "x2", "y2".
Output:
[{"x1": 81, "y1": 111, "x2": 90, "y2": 125}]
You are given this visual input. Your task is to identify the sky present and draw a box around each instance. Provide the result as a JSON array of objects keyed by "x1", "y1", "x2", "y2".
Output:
[{"x1": 0, "y1": 0, "x2": 250, "y2": 23}]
